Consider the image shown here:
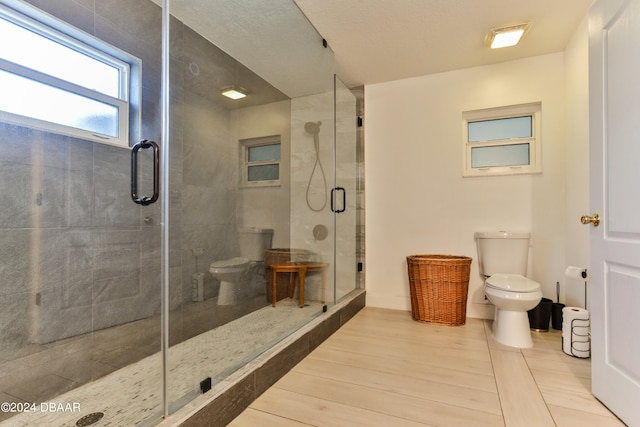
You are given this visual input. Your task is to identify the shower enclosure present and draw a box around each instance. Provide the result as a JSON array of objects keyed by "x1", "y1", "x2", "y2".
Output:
[{"x1": 0, "y1": 0, "x2": 360, "y2": 425}]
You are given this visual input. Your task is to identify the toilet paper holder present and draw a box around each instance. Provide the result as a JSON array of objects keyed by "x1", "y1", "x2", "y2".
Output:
[
  {"x1": 565, "y1": 266, "x2": 588, "y2": 309},
  {"x1": 563, "y1": 309, "x2": 591, "y2": 359},
  {"x1": 565, "y1": 266, "x2": 587, "y2": 279}
]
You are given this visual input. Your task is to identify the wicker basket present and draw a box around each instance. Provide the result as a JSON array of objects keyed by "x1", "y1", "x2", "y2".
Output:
[{"x1": 406, "y1": 255, "x2": 472, "y2": 326}]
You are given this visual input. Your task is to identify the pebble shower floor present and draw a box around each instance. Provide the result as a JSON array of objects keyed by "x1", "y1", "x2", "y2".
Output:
[{"x1": 5, "y1": 299, "x2": 323, "y2": 427}]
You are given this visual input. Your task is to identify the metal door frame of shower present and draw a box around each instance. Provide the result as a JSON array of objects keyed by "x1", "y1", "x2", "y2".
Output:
[{"x1": 160, "y1": 0, "x2": 171, "y2": 419}]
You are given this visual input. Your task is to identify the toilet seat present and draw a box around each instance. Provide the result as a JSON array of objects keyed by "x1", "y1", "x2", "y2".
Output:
[
  {"x1": 210, "y1": 257, "x2": 249, "y2": 269},
  {"x1": 486, "y1": 273, "x2": 540, "y2": 293}
]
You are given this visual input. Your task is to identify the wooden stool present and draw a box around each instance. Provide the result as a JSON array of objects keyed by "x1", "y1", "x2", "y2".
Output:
[{"x1": 268, "y1": 262, "x2": 328, "y2": 307}]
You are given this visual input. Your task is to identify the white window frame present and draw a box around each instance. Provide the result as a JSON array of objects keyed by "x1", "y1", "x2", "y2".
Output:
[
  {"x1": 462, "y1": 102, "x2": 541, "y2": 177},
  {"x1": 239, "y1": 135, "x2": 281, "y2": 188},
  {"x1": 0, "y1": 2, "x2": 141, "y2": 148}
]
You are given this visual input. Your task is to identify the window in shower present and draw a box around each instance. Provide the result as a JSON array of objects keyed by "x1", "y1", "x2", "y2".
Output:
[
  {"x1": 0, "y1": 3, "x2": 140, "y2": 147},
  {"x1": 462, "y1": 102, "x2": 541, "y2": 177},
  {"x1": 240, "y1": 135, "x2": 281, "y2": 187}
]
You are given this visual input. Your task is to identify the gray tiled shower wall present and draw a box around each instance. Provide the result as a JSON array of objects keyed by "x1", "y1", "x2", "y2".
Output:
[{"x1": 0, "y1": 0, "x2": 263, "y2": 349}]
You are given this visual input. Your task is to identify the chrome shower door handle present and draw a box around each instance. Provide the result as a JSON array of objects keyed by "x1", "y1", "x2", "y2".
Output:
[
  {"x1": 331, "y1": 187, "x2": 346, "y2": 213},
  {"x1": 131, "y1": 139, "x2": 160, "y2": 206}
]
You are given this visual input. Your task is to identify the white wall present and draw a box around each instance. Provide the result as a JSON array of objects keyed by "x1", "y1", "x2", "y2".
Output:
[
  {"x1": 232, "y1": 100, "x2": 292, "y2": 248},
  {"x1": 365, "y1": 52, "x2": 570, "y2": 318},
  {"x1": 563, "y1": 15, "x2": 591, "y2": 308}
]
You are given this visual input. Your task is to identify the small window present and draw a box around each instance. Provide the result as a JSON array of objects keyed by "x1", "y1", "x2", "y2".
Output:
[
  {"x1": 0, "y1": 3, "x2": 140, "y2": 147},
  {"x1": 240, "y1": 135, "x2": 281, "y2": 187},
  {"x1": 462, "y1": 103, "x2": 541, "y2": 177}
]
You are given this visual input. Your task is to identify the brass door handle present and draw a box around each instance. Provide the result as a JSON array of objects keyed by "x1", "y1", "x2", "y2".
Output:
[{"x1": 581, "y1": 213, "x2": 600, "y2": 227}]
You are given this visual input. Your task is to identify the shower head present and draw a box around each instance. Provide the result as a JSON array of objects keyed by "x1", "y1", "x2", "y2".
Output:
[{"x1": 304, "y1": 121, "x2": 321, "y2": 134}]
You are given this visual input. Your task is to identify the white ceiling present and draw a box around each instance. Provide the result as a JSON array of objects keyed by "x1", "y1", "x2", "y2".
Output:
[
  {"x1": 164, "y1": 0, "x2": 593, "y2": 98},
  {"x1": 293, "y1": 0, "x2": 593, "y2": 88},
  {"x1": 161, "y1": 0, "x2": 335, "y2": 98}
]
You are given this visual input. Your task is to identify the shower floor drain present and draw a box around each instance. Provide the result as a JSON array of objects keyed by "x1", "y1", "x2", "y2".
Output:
[{"x1": 76, "y1": 412, "x2": 104, "y2": 426}]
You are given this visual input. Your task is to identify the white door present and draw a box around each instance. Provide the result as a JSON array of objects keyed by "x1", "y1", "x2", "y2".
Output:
[{"x1": 589, "y1": 0, "x2": 640, "y2": 425}]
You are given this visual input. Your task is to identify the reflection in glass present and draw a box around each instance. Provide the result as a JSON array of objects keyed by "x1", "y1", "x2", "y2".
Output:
[
  {"x1": 248, "y1": 164, "x2": 279, "y2": 181},
  {"x1": 248, "y1": 143, "x2": 280, "y2": 162},
  {"x1": 0, "y1": 14, "x2": 121, "y2": 97},
  {"x1": 0, "y1": 69, "x2": 118, "y2": 136}
]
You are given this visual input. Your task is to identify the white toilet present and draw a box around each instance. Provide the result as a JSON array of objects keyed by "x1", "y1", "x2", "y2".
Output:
[
  {"x1": 210, "y1": 227, "x2": 273, "y2": 305},
  {"x1": 475, "y1": 231, "x2": 542, "y2": 348}
]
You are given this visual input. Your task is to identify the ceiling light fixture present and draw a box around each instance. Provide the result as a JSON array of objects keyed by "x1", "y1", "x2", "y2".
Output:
[
  {"x1": 221, "y1": 86, "x2": 247, "y2": 100},
  {"x1": 487, "y1": 23, "x2": 530, "y2": 49}
]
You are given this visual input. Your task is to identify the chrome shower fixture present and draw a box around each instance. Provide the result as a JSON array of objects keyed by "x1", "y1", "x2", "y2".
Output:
[
  {"x1": 304, "y1": 121, "x2": 321, "y2": 134},
  {"x1": 304, "y1": 120, "x2": 327, "y2": 212}
]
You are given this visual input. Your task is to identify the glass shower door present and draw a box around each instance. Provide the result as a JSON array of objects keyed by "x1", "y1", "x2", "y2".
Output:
[
  {"x1": 333, "y1": 76, "x2": 359, "y2": 302},
  {"x1": 164, "y1": 0, "x2": 338, "y2": 418},
  {"x1": 0, "y1": 0, "x2": 361, "y2": 425},
  {"x1": 0, "y1": 0, "x2": 165, "y2": 425}
]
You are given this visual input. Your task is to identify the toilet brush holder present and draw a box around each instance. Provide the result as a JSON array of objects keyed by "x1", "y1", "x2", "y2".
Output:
[{"x1": 552, "y1": 302, "x2": 565, "y2": 330}]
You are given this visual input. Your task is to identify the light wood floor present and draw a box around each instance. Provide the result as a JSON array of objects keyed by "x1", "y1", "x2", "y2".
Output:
[{"x1": 229, "y1": 307, "x2": 625, "y2": 427}]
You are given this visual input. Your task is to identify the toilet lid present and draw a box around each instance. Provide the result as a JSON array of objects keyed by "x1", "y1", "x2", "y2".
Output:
[
  {"x1": 210, "y1": 257, "x2": 249, "y2": 268},
  {"x1": 486, "y1": 273, "x2": 540, "y2": 292}
]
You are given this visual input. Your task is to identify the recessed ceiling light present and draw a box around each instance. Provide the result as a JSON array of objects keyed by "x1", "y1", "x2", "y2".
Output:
[
  {"x1": 221, "y1": 86, "x2": 247, "y2": 100},
  {"x1": 487, "y1": 23, "x2": 530, "y2": 49}
]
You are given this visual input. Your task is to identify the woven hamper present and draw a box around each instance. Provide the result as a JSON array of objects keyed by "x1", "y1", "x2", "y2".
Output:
[{"x1": 406, "y1": 255, "x2": 472, "y2": 326}]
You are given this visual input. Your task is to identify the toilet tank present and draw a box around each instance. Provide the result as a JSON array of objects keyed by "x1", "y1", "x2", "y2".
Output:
[
  {"x1": 238, "y1": 227, "x2": 274, "y2": 261},
  {"x1": 474, "y1": 231, "x2": 530, "y2": 277}
]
